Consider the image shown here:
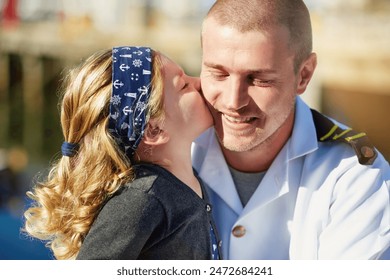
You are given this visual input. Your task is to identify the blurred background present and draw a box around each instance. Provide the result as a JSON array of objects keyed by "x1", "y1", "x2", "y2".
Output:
[{"x1": 0, "y1": 0, "x2": 389, "y2": 259}]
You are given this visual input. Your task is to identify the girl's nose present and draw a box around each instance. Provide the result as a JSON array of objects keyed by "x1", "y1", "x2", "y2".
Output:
[{"x1": 186, "y1": 76, "x2": 201, "y2": 91}]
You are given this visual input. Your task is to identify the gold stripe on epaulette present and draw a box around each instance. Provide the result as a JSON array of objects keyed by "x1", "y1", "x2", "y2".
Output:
[
  {"x1": 332, "y1": 128, "x2": 352, "y2": 140},
  {"x1": 319, "y1": 124, "x2": 339, "y2": 141},
  {"x1": 345, "y1": 132, "x2": 367, "y2": 142}
]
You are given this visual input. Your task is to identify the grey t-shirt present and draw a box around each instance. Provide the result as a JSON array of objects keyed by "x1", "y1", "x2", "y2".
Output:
[{"x1": 228, "y1": 166, "x2": 266, "y2": 207}]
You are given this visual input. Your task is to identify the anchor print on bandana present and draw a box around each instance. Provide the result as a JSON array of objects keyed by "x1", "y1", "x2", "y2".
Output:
[{"x1": 108, "y1": 46, "x2": 152, "y2": 157}]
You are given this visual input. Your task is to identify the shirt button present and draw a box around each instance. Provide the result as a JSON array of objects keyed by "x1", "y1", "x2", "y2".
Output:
[
  {"x1": 361, "y1": 145, "x2": 375, "y2": 158},
  {"x1": 206, "y1": 204, "x2": 212, "y2": 212},
  {"x1": 232, "y1": 225, "x2": 246, "y2": 237}
]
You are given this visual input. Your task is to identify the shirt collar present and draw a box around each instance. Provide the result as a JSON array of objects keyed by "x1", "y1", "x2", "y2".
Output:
[{"x1": 287, "y1": 96, "x2": 319, "y2": 161}]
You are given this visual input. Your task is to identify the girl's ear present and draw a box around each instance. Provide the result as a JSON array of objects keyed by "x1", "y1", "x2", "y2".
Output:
[{"x1": 142, "y1": 119, "x2": 169, "y2": 146}]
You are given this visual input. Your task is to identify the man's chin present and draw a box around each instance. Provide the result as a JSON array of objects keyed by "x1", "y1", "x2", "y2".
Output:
[{"x1": 217, "y1": 135, "x2": 255, "y2": 153}]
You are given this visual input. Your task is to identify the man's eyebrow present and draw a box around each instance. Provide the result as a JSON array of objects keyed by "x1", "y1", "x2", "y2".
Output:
[
  {"x1": 203, "y1": 62, "x2": 224, "y2": 70},
  {"x1": 250, "y1": 69, "x2": 277, "y2": 75},
  {"x1": 203, "y1": 62, "x2": 277, "y2": 74}
]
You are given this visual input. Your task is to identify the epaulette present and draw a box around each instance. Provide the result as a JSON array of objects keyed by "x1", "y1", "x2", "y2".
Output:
[{"x1": 311, "y1": 109, "x2": 377, "y2": 165}]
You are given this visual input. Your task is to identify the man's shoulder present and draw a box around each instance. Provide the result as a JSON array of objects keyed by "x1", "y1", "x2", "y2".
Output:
[{"x1": 310, "y1": 109, "x2": 378, "y2": 166}]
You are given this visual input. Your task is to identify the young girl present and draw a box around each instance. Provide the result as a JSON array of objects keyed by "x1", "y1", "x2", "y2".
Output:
[{"x1": 23, "y1": 46, "x2": 221, "y2": 260}]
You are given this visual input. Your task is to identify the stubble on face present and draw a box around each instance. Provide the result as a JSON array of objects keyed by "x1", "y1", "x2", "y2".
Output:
[{"x1": 215, "y1": 99, "x2": 295, "y2": 153}]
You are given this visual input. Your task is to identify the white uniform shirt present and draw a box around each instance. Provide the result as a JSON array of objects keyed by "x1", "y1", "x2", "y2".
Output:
[{"x1": 191, "y1": 97, "x2": 390, "y2": 259}]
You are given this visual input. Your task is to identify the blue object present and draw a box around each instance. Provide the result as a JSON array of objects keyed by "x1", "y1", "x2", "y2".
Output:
[{"x1": 0, "y1": 208, "x2": 53, "y2": 260}]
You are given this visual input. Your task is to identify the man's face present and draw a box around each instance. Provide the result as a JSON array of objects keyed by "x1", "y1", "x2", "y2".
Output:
[{"x1": 200, "y1": 18, "x2": 302, "y2": 152}]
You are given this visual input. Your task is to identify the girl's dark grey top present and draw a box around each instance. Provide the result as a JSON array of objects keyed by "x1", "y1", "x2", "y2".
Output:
[{"x1": 76, "y1": 163, "x2": 221, "y2": 260}]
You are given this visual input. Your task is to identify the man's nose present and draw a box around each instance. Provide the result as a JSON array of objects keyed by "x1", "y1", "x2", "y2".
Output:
[{"x1": 224, "y1": 78, "x2": 249, "y2": 111}]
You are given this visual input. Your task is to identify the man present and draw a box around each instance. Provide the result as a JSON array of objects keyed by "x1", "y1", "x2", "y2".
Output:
[{"x1": 192, "y1": 0, "x2": 390, "y2": 259}]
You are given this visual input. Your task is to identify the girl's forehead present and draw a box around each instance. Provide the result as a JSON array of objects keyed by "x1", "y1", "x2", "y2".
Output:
[
  {"x1": 160, "y1": 54, "x2": 174, "y2": 67},
  {"x1": 160, "y1": 54, "x2": 183, "y2": 77}
]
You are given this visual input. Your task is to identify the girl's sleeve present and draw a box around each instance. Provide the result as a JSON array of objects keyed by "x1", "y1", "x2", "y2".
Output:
[{"x1": 76, "y1": 188, "x2": 165, "y2": 260}]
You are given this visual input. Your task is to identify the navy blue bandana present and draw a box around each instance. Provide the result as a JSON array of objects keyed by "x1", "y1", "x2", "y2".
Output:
[{"x1": 108, "y1": 46, "x2": 153, "y2": 157}]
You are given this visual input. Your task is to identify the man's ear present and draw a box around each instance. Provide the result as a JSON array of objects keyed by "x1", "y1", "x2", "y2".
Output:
[
  {"x1": 296, "y1": 52, "x2": 317, "y2": 95},
  {"x1": 142, "y1": 119, "x2": 169, "y2": 146}
]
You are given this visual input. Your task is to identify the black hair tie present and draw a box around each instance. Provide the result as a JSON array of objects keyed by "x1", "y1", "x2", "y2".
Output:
[{"x1": 61, "y1": 141, "x2": 79, "y2": 157}]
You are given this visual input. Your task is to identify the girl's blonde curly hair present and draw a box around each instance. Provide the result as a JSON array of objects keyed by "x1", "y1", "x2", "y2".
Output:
[{"x1": 23, "y1": 48, "x2": 164, "y2": 259}]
